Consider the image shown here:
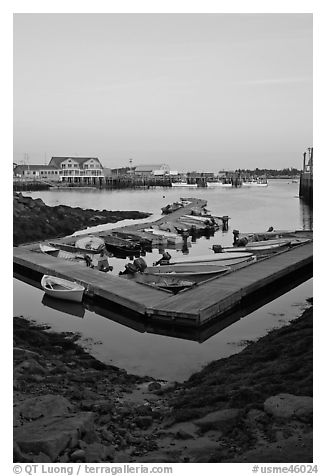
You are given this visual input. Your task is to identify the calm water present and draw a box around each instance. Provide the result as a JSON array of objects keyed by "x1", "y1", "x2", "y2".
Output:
[{"x1": 14, "y1": 180, "x2": 313, "y2": 381}]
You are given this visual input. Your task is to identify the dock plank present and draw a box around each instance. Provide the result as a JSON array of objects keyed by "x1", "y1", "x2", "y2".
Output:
[
  {"x1": 148, "y1": 243, "x2": 313, "y2": 323},
  {"x1": 13, "y1": 247, "x2": 168, "y2": 315}
]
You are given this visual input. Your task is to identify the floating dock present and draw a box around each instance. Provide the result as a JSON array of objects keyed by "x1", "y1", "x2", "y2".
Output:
[{"x1": 13, "y1": 197, "x2": 313, "y2": 327}]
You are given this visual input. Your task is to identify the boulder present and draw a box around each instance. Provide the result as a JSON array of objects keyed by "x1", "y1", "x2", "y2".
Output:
[
  {"x1": 84, "y1": 442, "x2": 115, "y2": 462},
  {"x1": 15, "y1": 358, "x2": 47, "y2": 375},
  {"x1": 194, "y1": 408, "x2": 241, "y2": 433},
  {"x1": 148, "y1": 382, "x2": 162, "y2": 392},
  {"x1": 14, "y1": 412, "x2": 95, "y2": 461},
  {"x1": 264, "y1": 394, "x2": 313, "y2": 422},
  {"x1": 14, "y1": 395, "x2": 73, "y2": 421},
  {"x1": 70, "y1": 449, "x2": 86, "y2": 462}
]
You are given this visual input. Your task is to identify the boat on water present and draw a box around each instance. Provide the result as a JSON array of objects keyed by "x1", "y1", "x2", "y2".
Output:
[
  {"x1": 41, "y1": 275, "x2": 85, "y2": 303},
  {"x1": 212, "y1": 241, "x2": 291, "y2": 255},
  {"x1": 242, "y1": 179, "x2": 268, "y2": 187},
  {"x1": 121, "y1": 272, "x2": 195, "y2": 293},
  {"x1": 171, "y1": 182, "x2": 198, "y2": 187},
  {"x1": 206, "y1": 181, "x2": 232, "y2": 187},
  {"x1": 144, "y1": 264, "x2": 230, "y2": 283},
  {"x1": 235, "y1": 229, "x2": 313, "y2": 243},
  {"x1": 143, "y1": 227, "x2": 188, "y2": 244},
  {"x1": 75, "y1": 235, "x2": 105, "y2": 252},
  {"x1": 39, "y1": 244, "x2": 60, "y2": 257},
  {"x1": 166, "y1": 251, "x2": 255, "y2": 267}
]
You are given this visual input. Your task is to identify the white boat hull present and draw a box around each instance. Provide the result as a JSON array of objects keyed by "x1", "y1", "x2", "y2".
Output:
[
  {"x1": 169, "y1": 251, "x2": 254, "y2": 267},
  {"x1": 206, "y1": 182, "x2": 232, "y2": 187},
  {"x1": 171, "y1": 182, "x2": 198, "y2": 187},
  {"x1": 41, "y1": 275, "x2": 85, "y2": 303},
  {"x1": 145, "y1": 264, "x2": 229, "y2": 283}
]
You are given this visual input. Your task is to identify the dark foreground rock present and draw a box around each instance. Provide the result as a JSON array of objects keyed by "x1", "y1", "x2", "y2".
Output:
[
  {"x1": 13, "y1": 305, "x2": 313, "y2": 463},
  {"x1": 13, "y1": 193, "x2": 151, "y2": 246}
]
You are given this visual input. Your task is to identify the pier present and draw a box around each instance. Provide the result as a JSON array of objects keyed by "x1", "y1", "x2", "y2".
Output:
[
  {"x1": 299, "y1": 147, "x2": 313, "y2": 205},
  {"x1": 13, "y1": 197, "x2": 313, "y2": 328}
]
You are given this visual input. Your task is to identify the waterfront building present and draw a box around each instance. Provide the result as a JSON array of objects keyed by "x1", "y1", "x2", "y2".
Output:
[
  {"x1": 14, "y1": 164, "x2": 61, "y2": 181},
  {"x1": 134, "y1": 164, "x2": 170, "y2": 177},
  {"x1": 48, "y1": 157, "x2": 104, "y2": 183}
]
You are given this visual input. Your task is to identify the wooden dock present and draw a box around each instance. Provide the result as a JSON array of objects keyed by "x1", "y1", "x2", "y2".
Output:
[{"x1": 14, "y1": 241, "x2": 312, "y2": 327}]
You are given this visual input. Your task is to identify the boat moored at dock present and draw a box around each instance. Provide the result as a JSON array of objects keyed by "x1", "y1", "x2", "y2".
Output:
[{"x1": 41, "y1": 275, "x2": 85, "y2": 303}]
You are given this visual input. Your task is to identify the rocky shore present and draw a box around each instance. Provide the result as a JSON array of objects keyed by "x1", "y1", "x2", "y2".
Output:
[
  {"x1": 13, "y1": 193, "x2": 151, "y2": 246},
  {"x1": 13, "y1": 304, "x2": 313, "y2": 464}
]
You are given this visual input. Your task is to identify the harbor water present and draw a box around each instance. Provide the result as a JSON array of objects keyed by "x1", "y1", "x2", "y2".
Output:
[{"x1": 14, "y1": 180, "x2": 313, "y2": 381}]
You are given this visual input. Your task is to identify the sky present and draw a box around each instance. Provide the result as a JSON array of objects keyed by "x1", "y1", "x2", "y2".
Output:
[{"x1": 13, "y1": 13, "x2": 312, "y2": 171}]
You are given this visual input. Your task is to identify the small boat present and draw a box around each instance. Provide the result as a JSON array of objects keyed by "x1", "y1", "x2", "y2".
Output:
[
  {"x1": 144, "y1": 227, "x2": 188, "y2": 244},
  {"x1": 213, "y1": 242, "x2": 291, "y2": 254},
  {"x1": 171, "y1": 182, "x2": 198, "y2": 187},
  {"x1": 121, "y1": 272, "x2": 195, "y2": 293},
  {"x1": 39, "y1": 244, "x2": 60, "y2": 257},
  {"x1": 41, "y1": 275, "x2": 85, "y2": 303},
  {"x1": 235, "y1": 230, "x2": 312, "y2": 242},
  {"x1": 104, "y1": 235, "x2": 141, "y2": 254},
  {"x1": 144, "y1": 264, "x2": 230, "y2": 283},
  {"x1": 167, "y1": 251, "x2": 254, "y2": 267},
  {"x1": 242, "y1": 179, "x2": 268, "y2": 187},
  {"x1": 75, "y1": 235, "x2": 105, "y2": 252},
  {"x1": 206, "y1": 181, "x2": 232, "y2": 187}
]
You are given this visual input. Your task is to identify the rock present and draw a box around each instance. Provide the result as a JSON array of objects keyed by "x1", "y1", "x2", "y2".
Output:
[
  {"x1": 70, "y1": 449, "x2": 86, "y2": 462},
  {"x1": 101, "y1": 429, "x2": 114, "y2": 443},
  {"x1": 84, "y1": 442, "x2": 115, "y2": 462},
  {"x1": 13, "y1": 441, "x2": 32, "y2": 463},
  {"x1": 32, "y1": 452, "x2": 52, "y2": 463},
  {"x1": 82, "y1": 430, "x2": 100, "y2": 444},
  {"x1": 134, "y1": 416, "x2": 153, "y2": 429},
  {"x1": 134, "y1": 404, "x2": 153, "y2": 416},
  {"x1": 15, "y1": 358, "x2": 47, "y2": 375},
  {"x1": 148, "y1": 382, "x2": 162, "y2": 392},
  {"x1": 175, "y1": 429, "x2": 194, "y2": 440},
  {"x1": 264, "y1": 394, "x2": 313, "y2": 422},
  {"x1": 14, "y1": 412, "x2": 95, "y2": 461},
  {"x1": 13, "y1": 347, "x2": 41, "y2": 361},
  {"x1": 194, "y1": 408, "x2": 241, "y2": 433},
  {"x1": 14, "y1": 395, "x2": 73, "y2": 420}
]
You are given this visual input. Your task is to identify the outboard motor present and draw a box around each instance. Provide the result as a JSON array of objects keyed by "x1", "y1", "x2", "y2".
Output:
[
  {"x1": 133, "y1": 257, "x2": 147, "y2": 272},
  {"x1": 212, "y1": 244, "x2": 223, "y2": 253},
  {"x1": 154, "y1": 251, "x2": 171, "y2": 266},
  {"x1": 233, "y1": 229, "x2": 240, "y2": 245}
]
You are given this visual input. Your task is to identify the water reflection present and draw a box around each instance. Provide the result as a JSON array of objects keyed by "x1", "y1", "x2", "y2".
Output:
[{"x1": 16, "y1": 261, "x2": 312, "y2": 344}]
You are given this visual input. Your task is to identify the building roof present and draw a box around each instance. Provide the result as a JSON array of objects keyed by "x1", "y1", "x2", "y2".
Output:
[
  {"x1": 49, "y1": 157, "x2": 103, "y2": 168},
  {"x1": 14, "y1": 164, "x2": 58, "y2": 171},
  {"x1": 134, "y1": 164, "x2": 169, "y2": 172}
]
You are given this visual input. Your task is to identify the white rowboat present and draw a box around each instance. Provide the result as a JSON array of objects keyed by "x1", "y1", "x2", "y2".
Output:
[
  {"x1": 144, "y1": 264, "x2": 230, "y2": 283},
  {"x1": 168, "y1": 251, "x2": 254, "y2": 267},
  {"x1": 41, "y1": 275, "x2": 85, "y2": 303}
]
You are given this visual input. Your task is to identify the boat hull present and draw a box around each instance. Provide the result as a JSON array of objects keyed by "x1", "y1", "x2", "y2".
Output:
[
  {"x1": 171, "y1": 183, "x2": 198, "y2": 187},
  {"x1": 41, "y1": 275, "x2": 85, "y2": 303},
  {"x1": 145, "y1": 264, "x2": 229, "y2": 283},
  {"x1": 168, "y1": 252, "x2": 254, "y2": 267}
]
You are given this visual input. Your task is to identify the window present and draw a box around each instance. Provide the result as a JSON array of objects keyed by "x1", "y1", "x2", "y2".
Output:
[{"x1": 62, "y1": 164, "x2": 66, "y2": 169}]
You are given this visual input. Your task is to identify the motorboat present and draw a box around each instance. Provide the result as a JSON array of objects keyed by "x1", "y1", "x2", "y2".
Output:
[
  {"x1": 171, "y1": 182, "x2": 198, "y2": 187},
  {"x1": 121, "y1": 272, "x2": 195, "y2": 293},
  {"x1": 206, "y1": 181, "x2": 232, "y2": 187},
  {"x1": 144, "y1": 264, "x2": 230, "y2": 283},
  {"x1": 39, "y1": 244, "x2": 60, "y2": 257},
  {"x1": 166, "y1": 251, "x2": 255, "y2": 267},
  {"x1": 212, "y1": 242, "x2": 291, "y2": 255},
  {"x1": 75, "y1": 235, "x2": 105, "y2": 252},
  {"x1": 41, "y1": 275, "x2": 85, "y2": 303},
  {"x1": 242, "y1": 180, "x2": 268, "y2": 187}
]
